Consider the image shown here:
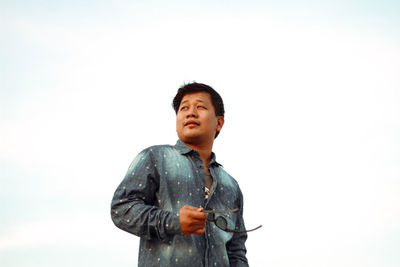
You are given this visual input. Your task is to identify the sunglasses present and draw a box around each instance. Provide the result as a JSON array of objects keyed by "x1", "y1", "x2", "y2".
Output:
[{"x1": 203, "y1": 208, "x2": 262, "y2": 233}]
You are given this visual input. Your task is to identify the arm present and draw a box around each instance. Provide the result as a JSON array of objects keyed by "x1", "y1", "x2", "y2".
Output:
[
  {"x1": 110, "y1": 149, "x2": 181, "y2": 243},
  {"x1": 226, "y1": 188, "x2": 249, "y2": 267}
]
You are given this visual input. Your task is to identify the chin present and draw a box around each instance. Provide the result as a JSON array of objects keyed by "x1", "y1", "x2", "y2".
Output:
[{"x1": 178, "y1": 133, "x2": 202, "y2": 144}]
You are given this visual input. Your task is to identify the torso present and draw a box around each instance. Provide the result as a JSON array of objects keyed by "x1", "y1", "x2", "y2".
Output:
[{"x1": 205, "y1": 168, "x2": 213, "y2": 189}]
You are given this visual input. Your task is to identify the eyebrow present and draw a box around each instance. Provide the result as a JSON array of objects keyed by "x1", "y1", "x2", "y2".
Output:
[{"x1": 180, "y1": 99, "x2": 206, "y2": 105}]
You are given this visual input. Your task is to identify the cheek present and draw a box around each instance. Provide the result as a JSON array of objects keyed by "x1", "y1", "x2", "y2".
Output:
[
  {"x1": 205, "y1": 118, "x2": 218, "y2": 131},
  {"x1": 176, "y1": 114, "x2": 184, "y2": 128},
  {"x1": 210, "y1": 116, "x2": 219, "y2": 127}
]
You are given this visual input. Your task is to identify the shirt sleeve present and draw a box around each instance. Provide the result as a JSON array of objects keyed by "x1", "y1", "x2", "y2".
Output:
[
  {"x1": 110, "y1": 148, "x2": 182, "y2": 243},
  {"x1": 227, "y1": 188, "x2": 249, "y2": 267}
]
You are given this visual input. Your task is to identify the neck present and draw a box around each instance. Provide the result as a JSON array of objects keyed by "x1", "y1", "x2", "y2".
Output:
[{"x1": 184, "y1": 140, "x2": 214, "y2": 167}]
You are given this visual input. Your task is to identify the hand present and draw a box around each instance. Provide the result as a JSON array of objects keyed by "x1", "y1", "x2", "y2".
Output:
[{"x1": 179, "y1": 205, "x2": 207, "y2": 235}]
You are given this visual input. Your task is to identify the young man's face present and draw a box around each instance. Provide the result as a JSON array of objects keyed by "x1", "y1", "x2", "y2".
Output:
[{"x1": 176, "y1": 91, "x2": 224, "y2": 146}]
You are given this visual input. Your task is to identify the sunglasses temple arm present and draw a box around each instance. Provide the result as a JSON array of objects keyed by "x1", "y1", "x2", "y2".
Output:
[
  {"x1": 246, "y1": 225, "x2": 263, "y2": 232},
  {"x1": 203, "y1": 208, "x2": 240, "y2": 214},
  {"x1": 229, "y1": 225, "x2": 263, "y2": 233}
]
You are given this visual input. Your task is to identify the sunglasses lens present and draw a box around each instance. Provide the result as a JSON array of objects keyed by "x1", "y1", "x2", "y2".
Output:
[{"x1": 215, "y1": 217, "x2": 228, "y2": 230}]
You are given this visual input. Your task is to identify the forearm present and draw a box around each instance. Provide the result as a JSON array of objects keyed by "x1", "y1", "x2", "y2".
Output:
[{"x1": 111, "y1": 198, "x2": 181, "y2": 242}]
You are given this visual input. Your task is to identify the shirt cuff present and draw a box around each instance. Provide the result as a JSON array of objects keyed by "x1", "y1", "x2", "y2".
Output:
[{"x1": 165, "y1": 211, "x2": 182, "y2": 236}]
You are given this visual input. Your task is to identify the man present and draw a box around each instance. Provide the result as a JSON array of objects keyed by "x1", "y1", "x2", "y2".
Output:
[{"x1": 111, "y1": 82, "x2": 249, "y2": 266}]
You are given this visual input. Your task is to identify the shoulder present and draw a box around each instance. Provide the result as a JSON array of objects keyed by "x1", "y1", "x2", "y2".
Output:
[
  {"x1": 142, "y1": 144, "x2": 174, "y2": 152},
  {"x1": 127, "y1": 144, "x2": 177, "y2": 170},
  {"x1": 135, "y1": 144, "x2": 182, "y2": 162},
  {"x1": 141, "y1": 144, "x2": 179, "y2": 156}
]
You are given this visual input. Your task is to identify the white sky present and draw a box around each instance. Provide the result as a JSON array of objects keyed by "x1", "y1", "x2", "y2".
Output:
[{"x1": 1, "y1": 1, "x2": 400, "y2": 266}]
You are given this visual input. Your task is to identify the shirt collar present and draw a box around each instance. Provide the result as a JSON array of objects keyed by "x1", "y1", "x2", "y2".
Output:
[
  {"x1": 174, "y1": 139, "x2": 193, "y2": 154},
  {"x1": 174, "y1": 139, "x2": 221, "y2": 167}
]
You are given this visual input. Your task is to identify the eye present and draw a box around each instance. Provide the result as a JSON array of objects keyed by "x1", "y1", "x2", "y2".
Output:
[{"x1": 197, "y1": 105, "x2": 207, "y2": 109}]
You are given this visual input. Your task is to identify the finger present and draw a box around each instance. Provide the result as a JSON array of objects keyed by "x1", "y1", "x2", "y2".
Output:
[
  {"x1": 186, "y1": 205, "x2": 202, "y2": 211},
  {"x1": 186, "y1": 222, "x2": 205, "y2": 233},
  {"x1": 180, "y1": 207, "x2": 205, "y2": 218},
  {"x1": 188, "y1": 217, "x2": 207, "y2": 225},
  {"x1": 187, "y1": 220, "x2": 206, "y2": 227},
  {"x1": 189, "y1": 216, "x2": 207, "y2": 223},
  {"x1": 192, "y1": 218, "x2": 207, "y2": 227},
  {"x1": 193, "y1": 227, "x2": 205, "y2": 235},
  {"x1": 188, "y1": 220, "x2": 207, "y2": 228},
  {"x1": 189, "y1": 211, "x2": 208, "y2": 220}
]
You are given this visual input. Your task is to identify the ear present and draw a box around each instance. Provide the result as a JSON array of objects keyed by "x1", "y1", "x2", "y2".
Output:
[{"x1": 216, "y1": 116, "x2": 224, "y2": 132}]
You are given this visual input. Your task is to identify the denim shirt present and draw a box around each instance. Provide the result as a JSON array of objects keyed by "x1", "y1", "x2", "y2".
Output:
[{"x1": 111, "y1": 140, "x2": 249, "y2": 267}]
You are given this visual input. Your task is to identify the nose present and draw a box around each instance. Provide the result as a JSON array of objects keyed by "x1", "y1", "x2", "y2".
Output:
[{"x1": 186, "y1": 106, "x2": 198, "y2": 118}]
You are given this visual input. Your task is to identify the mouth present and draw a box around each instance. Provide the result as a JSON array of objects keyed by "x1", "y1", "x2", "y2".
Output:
[{"x1": 185, "y1": 120, "x2": 200, "y2": 126}]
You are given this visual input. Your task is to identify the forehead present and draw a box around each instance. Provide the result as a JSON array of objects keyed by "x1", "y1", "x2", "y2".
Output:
[{"x1": 180, "y1": 91, "x2": 212, "y2": 105}]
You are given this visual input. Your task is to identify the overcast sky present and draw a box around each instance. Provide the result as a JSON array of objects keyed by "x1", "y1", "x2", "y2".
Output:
[{"x1": 1, "y1": 1, "x2": 400, "y2": 266}]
